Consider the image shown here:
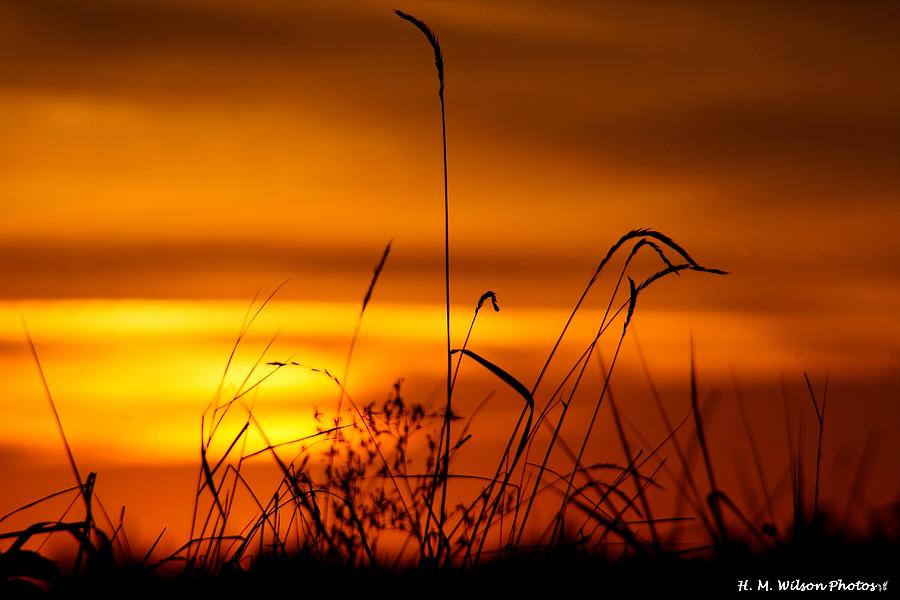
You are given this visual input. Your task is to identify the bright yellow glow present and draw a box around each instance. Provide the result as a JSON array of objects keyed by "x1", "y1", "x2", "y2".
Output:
[{"x1": 2, "y1": 297, "x2": 895, "y2": 466}]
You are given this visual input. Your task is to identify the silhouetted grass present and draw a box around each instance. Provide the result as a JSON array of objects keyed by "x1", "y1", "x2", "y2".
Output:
[{"x1": 2, "y1": 9, "x2": 896, "y2": 596}]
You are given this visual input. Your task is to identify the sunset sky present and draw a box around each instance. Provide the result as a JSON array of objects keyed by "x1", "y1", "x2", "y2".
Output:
[{"x1": 1, "y1": 1, "x2": 898, "y2": 549}]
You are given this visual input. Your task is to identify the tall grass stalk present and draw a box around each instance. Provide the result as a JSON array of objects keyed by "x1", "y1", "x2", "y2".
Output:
[
  {"x1": 804, "y1": 371, "x2": 828, "y2": 524},
  {"x1": 324, "y1": 241, "x2": 392, "y2": 530},
  {"x1": 395, "y1": 9, "x2": 453, "y2": 563}
]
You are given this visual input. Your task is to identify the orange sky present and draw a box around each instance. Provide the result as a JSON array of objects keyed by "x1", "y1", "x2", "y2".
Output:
[{"x1": 1, "y1": 0, "x2": 898, "y2": 553}]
